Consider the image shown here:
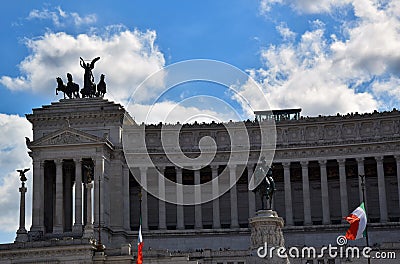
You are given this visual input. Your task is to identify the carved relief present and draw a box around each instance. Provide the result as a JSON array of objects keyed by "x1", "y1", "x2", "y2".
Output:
[{"x1": 43, "y1": 132, "x2": 95, "y2": 145}]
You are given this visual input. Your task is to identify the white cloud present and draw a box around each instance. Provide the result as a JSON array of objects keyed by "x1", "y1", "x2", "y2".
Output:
[
  {"x1": 371, "y1": 76, "x2": 400, "y2": 109},
  {"x1": 276, "y1": 23, "x2": 296, "y2": 42},
  {"x1": 27, "y1": 6, "x2": 97, "y2": 27},
  {"x1": 0, "y1": 28, "x2": 165, "y2": 104},
  {"x1": 260, "y1": 0, "x2": 284, "y2": 14},
  {"x1": 127, "y1": 101, "x2": 239, "y2": 125},
  {"x1": 0, "y1": 114, "x2": 32, "y2": 235},
  {"x1": 247, "y1": 0, "x2": 400, "y2": 116},
  {"x1": 260, "y1": 0, "x2": 352, "y2": 14}
]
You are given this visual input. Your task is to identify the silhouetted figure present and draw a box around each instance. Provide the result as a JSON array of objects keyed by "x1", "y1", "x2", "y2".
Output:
[
  {"x1": 253, "y1": 157, "x2": 275, "y2": 210},
  {"x1": 97, "y1": 74, "x2": 106, "y2": 97},
  {"x1": 80, "y1": 57, "x2": 100, "y2": 98},
  {"x1": 17, "y1": 168, "x2": 30, "y2": 183},
  {"x1": 56, "y1": 74, "x2": 80, "y2": 99},
  {"x1": 66, "y1": 73, "x2": 80, "y2": 98},
  {"x1": 55, "y1": 77, "x2": 68, "y2": 99}
]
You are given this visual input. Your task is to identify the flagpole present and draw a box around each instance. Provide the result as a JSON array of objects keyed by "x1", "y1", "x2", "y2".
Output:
[
  {"x1": 139, "y1": 187, "x2": 142, "y2": 225},
  {"x1": 359, "y1": 174, "x2": 371, "y2": 264},
  {"x1": 136, "y1": 187, "x2": 143, "y2": 263}
]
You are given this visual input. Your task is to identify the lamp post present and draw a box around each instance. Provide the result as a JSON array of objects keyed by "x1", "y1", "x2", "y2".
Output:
[{"x1": 15, "y1": 168, "x2": 30, "y2": 243}]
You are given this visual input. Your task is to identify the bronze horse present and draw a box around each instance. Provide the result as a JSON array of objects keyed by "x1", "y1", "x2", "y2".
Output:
[
  {"x1": 97, "y1": 74, "x2": 106, "y2": 97},
  {"x1": 56, "y1": 74, "x2": 79, "y2": 99}
]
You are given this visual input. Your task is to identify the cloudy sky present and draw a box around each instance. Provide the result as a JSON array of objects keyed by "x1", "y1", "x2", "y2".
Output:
[{"x1": 1, "y1": 0, "x2": 400, "y2": 242}]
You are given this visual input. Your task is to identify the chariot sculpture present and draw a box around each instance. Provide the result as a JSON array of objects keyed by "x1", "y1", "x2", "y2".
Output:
[{"x1": 55, "y1": 57, "x2": 107, "y2": 99}]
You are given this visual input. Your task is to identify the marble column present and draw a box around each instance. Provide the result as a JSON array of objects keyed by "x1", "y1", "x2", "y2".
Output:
[
  {"x1": 376, "y1": 156, "x2": 388, "y2": 222},
  {"x1": 20, "y1": 190, "x2": 28, "y2": 225},
  {"x1": 158, "y1": 167, "x2": 166, "y2": 229},
  {"x1": 212, "y1": 165, "x2": 221, "y2": 229},
  {"x1": 247, "y1": 165, "x2": 256, "y2": 218},
  {"x1": 194, "y1": 168, "x2": 202, "y2": 229},
  {"x1": 356, "y1": 157, "x2": 366, "y2": 205},
  {"x1": 16, "y1": 180, "x2": 28, "y2": 242},
  {"x1": 396, "y1": 156, "x2": 400, "y2": 215},
  {"x1": 53, "y1": 159, "x2": 64, "y2": 234},
  {"x1": 338, "y1": 159, "x2": 349, "y2": 218},
  {"x1": 140, "y1": 167, "x2": 149, "y2": 230},
  {"x1": 123, "y1": 165, "x2": 130, "y2": 230},
  {"x1": 319, "y1": 160, "x2": 330, "y2": 225},
  {"x1": 73, "y1": 159, "x2": 83, "y2": 234},
  {"x1": 301, "y1": 161, "x2": 312, "y2": 225},
  {"x1": 31, "y1": 159, "x2": 44, "y2": 232},
  {"x1": 229, "y1": 165, "x2": 239, "y2": 228},
  {"x1": 94, "y1": 157, "x2": 105, "y2": 227},
  {"x1": 176, "y1": 167, "x2": 184, "y2": 230},
  {"x1": 39, "y1": 161, "x2": 45, "y2": 231},
  {"x1": 282, "y1": 162, "x2": 293, "y2": 226},
  {"x1": 83, "y1": 181, "x2": 94, "y2": 238}
]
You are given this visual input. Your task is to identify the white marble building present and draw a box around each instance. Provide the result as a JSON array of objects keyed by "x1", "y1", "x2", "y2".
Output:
[{"x1": 0, "y1": 97, "x2": 400, "y2": 263}]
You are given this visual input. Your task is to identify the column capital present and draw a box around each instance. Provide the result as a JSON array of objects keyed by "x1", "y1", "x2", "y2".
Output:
[
  {"x1": 139, "y1": 166, "x2": 148, "y2": 173},
  {"x1": 54, "y1": 159, "x2": 63, "y2": 166},
  {"x1": 211, "y1": 165, "x2": 219, "y2": 170},
  {"x1": 337, "y1": 158, "x2": 346, "y2": 165},
  {"x1": 34, "y1": 160, "x2": 46, "y2": 168},
  {"x1": 394, "y1": 155, "x2": 400, "y2": 161},
  {"x1": 282, "y1": 162, "x2": 291, "y2": 168},
  {"x1": 192, "y1": 165, "x2": 202, "y2": 171},
  {"x1": 175, "y1": 166, "x2": 182, "y2": 174},
  {"x1": 73, "y1": 158, "x2": 82, "y2": 163},
  {"x1": 300, "y1": 160, "x2": 308, "y2": 167},
  {"x1": 33, "y1": 158, "x2": 43, "y2": 164},
  {"x1": 94, "y1": 156, "x2": 106, "y2": 165},
  {"x1": 228, "y1": 164, "x2": 237, "y2": 170},
  {"x1": 356, "y1": 157, "x2": 365, "y2": 163},
  {"x1": 318, "y1": 160, "x2": 327, "y2": 166},
  {"x1": 375, "y1": 156, "x2": 384, "y2": 163}
]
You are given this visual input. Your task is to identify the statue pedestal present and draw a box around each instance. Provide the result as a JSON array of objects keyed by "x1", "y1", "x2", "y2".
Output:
[
  {"x1": 15, "y1": 228, "x2": 29, "y2": 243},
  {"x1": 248, "y1": 210, "x2": 289, "y2": 264}
]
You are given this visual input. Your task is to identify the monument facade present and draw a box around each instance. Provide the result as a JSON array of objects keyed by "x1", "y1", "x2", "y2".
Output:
[{"x1": 0, "y1": 96, "x2": 399, "y2": 263}]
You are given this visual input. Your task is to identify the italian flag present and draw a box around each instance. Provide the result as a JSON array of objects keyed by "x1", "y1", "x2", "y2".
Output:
[
  {"x1": 344, "y1": 202, "x2": 367, "y2": 240},
  {"x1": 136, "y1": 222, "x2": 143, "y2": 264}
]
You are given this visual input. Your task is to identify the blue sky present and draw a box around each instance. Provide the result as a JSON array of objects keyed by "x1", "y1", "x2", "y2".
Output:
[{"x1": 0, "y1": 0, "x2": 400, "y2": 243}]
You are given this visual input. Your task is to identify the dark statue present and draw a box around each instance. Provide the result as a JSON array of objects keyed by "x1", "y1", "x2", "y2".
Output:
[
  {"x1": 56, "y1": 73, "x2": 80, "y2": 99},
  {"x1": 97, "y1": 74, "x2": 106, "y2": 97},
  {"x1": 56, "y1": 57, "x2": 107, "y2": 99},
  {"x1": 253, "y1": 157, "x2": 275, "y2": 210},
  {"x1": 83, "y1": 164, "x2": 94, "y2": 184},
  {"x1": 17, "y1": 168, "x2": 30, "y2": 183},
  {"x1": 66, "y1": 73, "x2": 80, "y2": 98}
]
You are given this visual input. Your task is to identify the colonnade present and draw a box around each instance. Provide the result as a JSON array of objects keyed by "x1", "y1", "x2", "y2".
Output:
[
  {"x1": 133, "y1": 155, "x2": 400, "y2": 230},
  {"x1": 30, "y1": 157, "x2": 105, "y2": 236}
]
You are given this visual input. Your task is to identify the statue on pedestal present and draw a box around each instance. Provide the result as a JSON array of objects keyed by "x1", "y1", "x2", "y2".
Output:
[
  {"x1": 253, "y1": 157, "x2": 275, "y2": 210},
  {"x1": 55, "y1": 57, "x2": 107, "y2": 99},
  {"x1": 15, "y1": 168, "x2": 30, "y2": 243}
]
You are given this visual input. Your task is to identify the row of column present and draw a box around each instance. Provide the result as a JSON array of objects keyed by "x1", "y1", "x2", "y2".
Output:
[
  {"x1": 137, "y1": 165, "x2": 252, "y2": 230},
  {"x1": 135, "y1": 155, "x2": 399, "y2": 230},
  {"x1": 279, "y1": 156, "x2": 394, "y2": 226},
  {"x1": 30, "y1": 157, "x2": 105, "y2": 236}
]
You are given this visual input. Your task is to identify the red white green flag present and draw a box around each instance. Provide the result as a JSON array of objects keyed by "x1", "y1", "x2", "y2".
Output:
[
  {"x1": 136, "y1": 222, "x2": 143, "y2": 264},
  {"x1": 344, "y1": 202, "x2": 367, "y2": 240}
]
